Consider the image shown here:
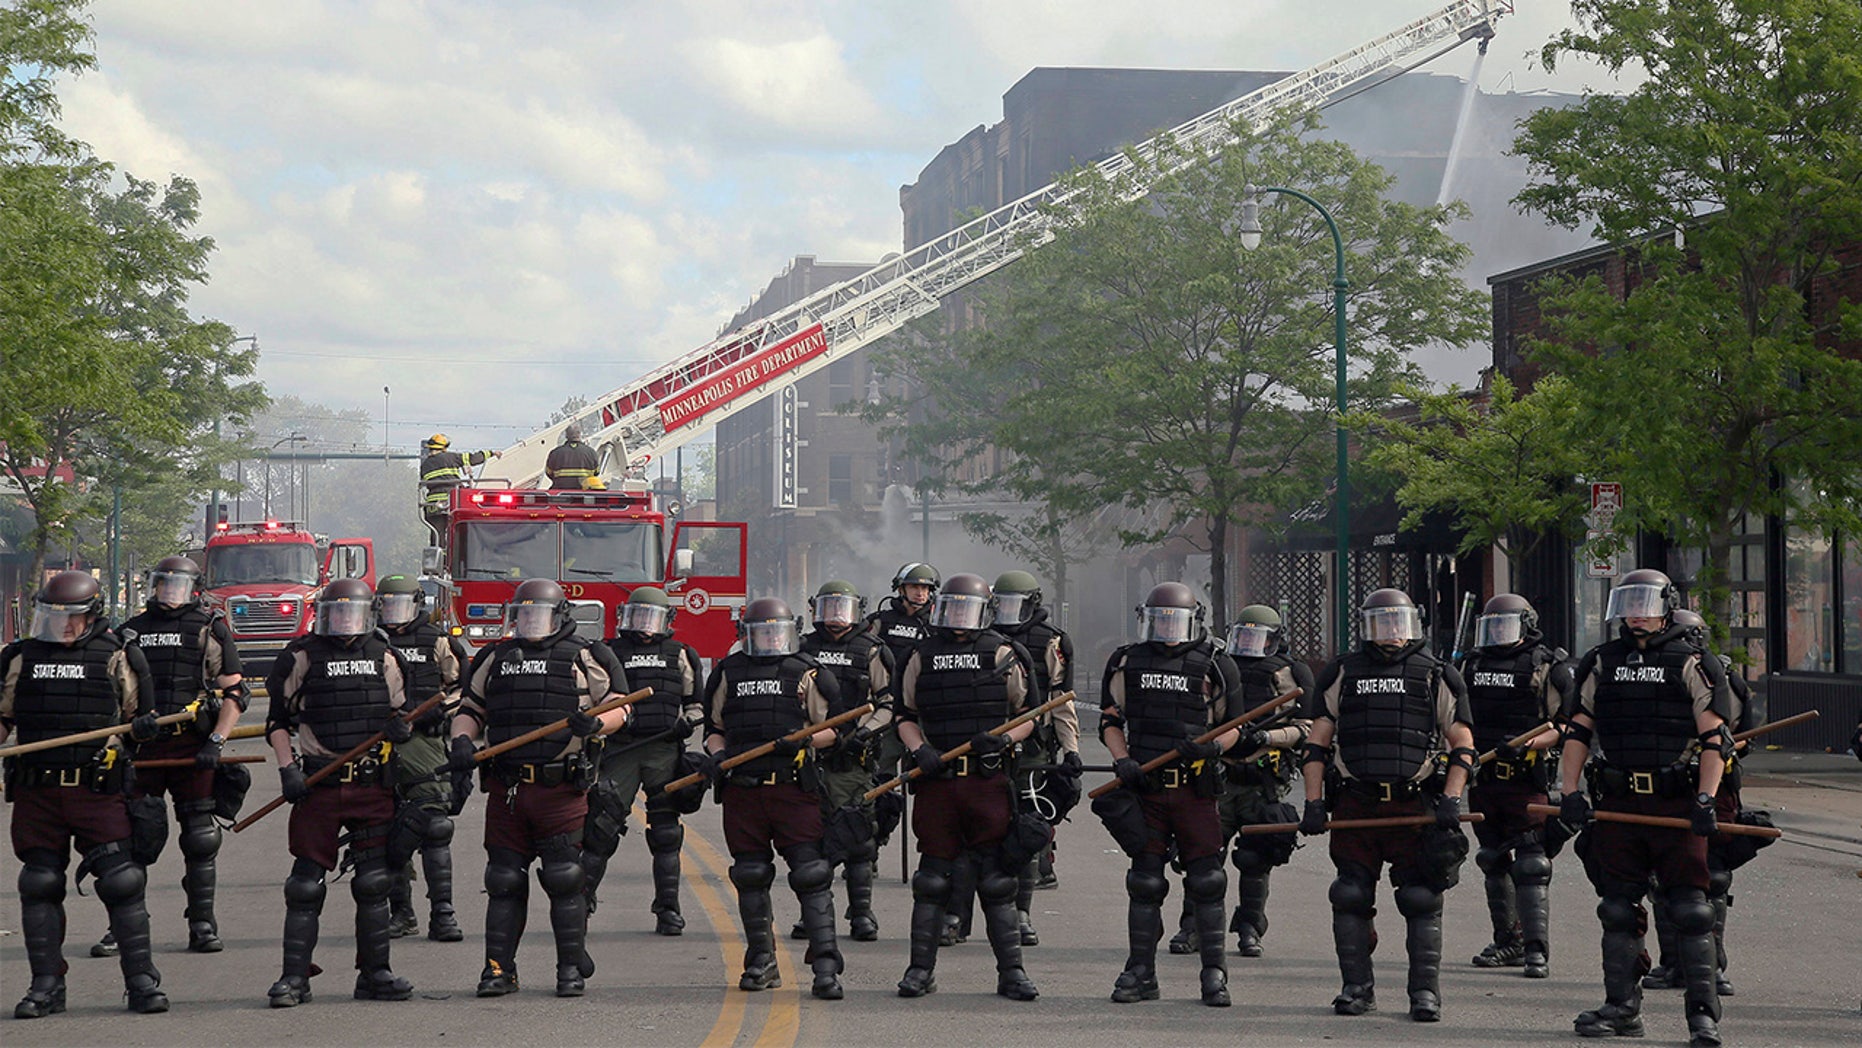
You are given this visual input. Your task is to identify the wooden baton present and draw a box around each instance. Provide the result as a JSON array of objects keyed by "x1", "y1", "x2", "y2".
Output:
[
  {"x1": 134, "y1": 754, "x2": 267, "y2": 769},
  {"x1": 1477, "y1": 721, "x2": 1555, "y2": 765},
  {"x1": 1087, "y1": 688, "x2": 1302, "y2": 801},
  {"x1": 666, "y1": 702, "x2": 875, "y2": 794},
  {"x1": 1526, "y1": 803, "x2": 1781, "y2": 839},
  {"x1": 471, "y1": 687, "x2": 654, "y2": 764},
  {"x1": 864, "y1": 692, "x2": 1076, "y2": 802},
  {"x1": 1240, "y1": 812, "x2": 1486, "y2": 835},
  {"x1": 231, "y1": 690, "x2": 451, "y2": 833},
  {"x1": 0, "y1": 710, "x2": 197, "y2": 759}
]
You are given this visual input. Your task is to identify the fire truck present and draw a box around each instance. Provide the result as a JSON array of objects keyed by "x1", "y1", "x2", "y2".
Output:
[
  {"x1": 197, "y1": 519, "x2": 375, "y2": 669},
  {"x1": 428, "y1": 481, "x2": 747, "y2": 660}
]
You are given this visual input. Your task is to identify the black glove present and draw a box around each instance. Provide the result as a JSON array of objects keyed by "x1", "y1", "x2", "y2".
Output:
[
  {"x1": 675, "y1": 717, "x2": 696, "y2": 741},
  {"x1": 1299, "y1": 798, "x2": 1329, "y2": 836},
  {"x1": 842, "y1": 725, "x2": 876, "y2": 755},
  {"x1": 448, "y1": 767, "x2": 474, "y2": 816},
  {"x1": 1691, "y1": 794, "x2": 1718, "y2": 837},
  {"x1": 770, "y1": 734, "x2": 806, "y2": 758},
  {"x1": 968, "y1": 731, "x2": 1008, "y2": 756},
  {"x1": 1435, "y1": 792, "x2": 1462, "y2": 830},
  {"x1": 687, "y1": 750, "x2": 721, "y2": 783},
  {"x1": 279, "y1": 762, "x2": 310, "y2": 803},
  {"x1": 194, "y1": 738, "x2": 223, "y2": 769},
  {"x1": 1113, "y1": 756, "x2": 1146, "y2": 788},
  {"x1": 1236, "y1": 729, "x2": 1270, "y2": 756},
  {"x1": 1055, "y1": 751, "x2": 1084, "y2": 779},
  {"x1": 912, "y1": 744, "x2": 944, "y2": 777},
  {"x1": 383, "y1": 716, "x2": 414, "y2": 744},
  {"x1": 1559, "y1": 790, "x2": 1592, "y2": 827},
  {"x1": 566, "y1": 708, "x2": 603, "y2": 738},
  {"x1": 1177, "y1": 736, "x2": 1224, "y2": 761},
  {"x1": 129, "y1": 711, "x2": 162, "y2": 743},
  {"x1": 412, "y1": 701, "x2": 447, "y2": 732},
  {"x1": 447, "y1": 735, "x2": 479, "y2": 772},
  {"x1": 1495, "y1": 741, "x2": 1527, "y2": 762}
]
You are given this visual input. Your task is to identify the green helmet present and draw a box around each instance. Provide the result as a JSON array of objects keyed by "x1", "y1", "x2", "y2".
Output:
[
  {"x1": 810, "y1": 579, "x2": 866, "y2": 627},
  {"x1": 1226, "y1": 604, "x2": 1282, "y2": 658},
  {"x1": 992, "y1": 570, "x2": 1041, "y2": 627},
  {"x1": 374, "y1": 573, "x2": 426, "y2": 628},
  {"x1": 618, "y1": 585, "x2": 675, "y2": 636},
  {"x1": 892, "y1": 562, "x2": 940, "y2": 591},
  {"x1": 627, "y1": 585, "x2": 674, "y2": 607}
]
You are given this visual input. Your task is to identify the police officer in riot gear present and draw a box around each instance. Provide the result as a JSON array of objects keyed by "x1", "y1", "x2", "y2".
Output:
[
  {"x1": 798, "y1": 580, "x2": 894, "y2": 942},
  {"x1": 449, "y1": 579, "x2": 631, "y2": 998},
  {"x1": 1300, "y1": 587, "x2": 1475, "y2": 1023},
  {"x1": 263, "y1": 577, "x2": 416, "y2": 1007},
  {"x1": 865, "y1": 563, "x2": 939, "y2": 777},
  {"x1": 1463, "y1": 593, "x2": 1570, "y2": 978},
  {"x1": 1559, "y1": 568, "x2": 1732, "y2": 1047},
  {"x1": 588, "y1": 585, "x2": 705, "y2": 934},
  {"x1": 375, "y1": 574, "x2": 466, "y2": 943},
  {"x1": 1100, "y1": 581, "x2": 1242, "y2": 1008},
  {"x1": 545, "y1": 423, "x2": 601, "y2": 490},
  {"x1": 104, "y1": 555, "x2": 247, "y2": 957},
  {"x1": 991, "y1": 570, "x2": 1079, "y2": 944},
  {"x1": 2, "y1": 571, "x2": 168, "y2": 1017},
  {"x1": 1170, "y1": 603, "x2": 1314, "y2": 959},
  {"x1": 894, "y1": 573, "x2": 1039, "y2": 1002},
  {"x1": 693, "y1": 597, "x2": 846, "y2": 999}
]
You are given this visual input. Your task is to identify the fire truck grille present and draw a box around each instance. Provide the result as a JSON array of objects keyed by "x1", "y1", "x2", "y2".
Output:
[{"x1": 228, "y1": 596, "x2": 301, "y2": 636}]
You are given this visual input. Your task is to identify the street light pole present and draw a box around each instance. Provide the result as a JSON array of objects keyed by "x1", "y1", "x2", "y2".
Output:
[
  {"x1": 1240, "y1": 184, "x2": 1351, "y2": 649},
  {"x1": 210, "y1": 335, "x2": 260, "y2": 535}
]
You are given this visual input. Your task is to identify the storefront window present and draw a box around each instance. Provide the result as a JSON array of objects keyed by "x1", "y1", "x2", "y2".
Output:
[
  {"x1": 1784, "y1": 525, "x2": 1834, "y2": 672},
  {"x1": 1844, "y1": 533, "x2": 1862, "y2": 674}
]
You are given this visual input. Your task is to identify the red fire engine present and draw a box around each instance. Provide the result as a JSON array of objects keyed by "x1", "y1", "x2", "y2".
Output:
[{"x1": 198, "y1": 519, "x2": 375, "y2": 669}]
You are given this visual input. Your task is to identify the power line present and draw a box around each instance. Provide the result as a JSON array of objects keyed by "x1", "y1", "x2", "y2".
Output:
[{"x1": 263, "y1": 348, "x2": 664, "y2": 366}]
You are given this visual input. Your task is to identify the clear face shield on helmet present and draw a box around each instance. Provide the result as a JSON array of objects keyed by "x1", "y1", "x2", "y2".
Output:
[
  {"x1": 314, "y1": 599, "x2": 375, "y2": 638},
  {"x1": 375, "y1": 592, "x2": 421, "y2": 627},
  {"x1": 1473, "y1": 611, "x2": 1524, "y2": 649},
  {"x1": 930, "y1": 592, "x2": 990, "y2": 631},
  {"x1": 1361, "y1": 605, "x2": 1423, "y2": 645},
  {"x1": 811, "y1": 594, "x2": 860, "y2": 629},
  {"x1": 29, "y1": 602, "x2": 94, "y2": 643},
  {"x1": 619, "y1": 602, "x2": 672, "y2": 636},
  {"x1": 1225, "y1": 622, "x2": 1275, "y2": 658},
  {"x1": 1604, "y1": 583, "x2": 1668, "y2": 622},
  {"x1": 504, "y1": 603, "x2": 558, "y2": 642},
  {"x1": 743, "y1": 618, "x2": 800, "y2": 657},
  {"x1": 1138, "y1": 606, "x2": 1196, "y2": 645},
  {"x1": 149, "y1": 570, "x2": 198, "y2": 608},
  {"x1": 992, "y1": 593, "x2": 1033, "y2": 627}
]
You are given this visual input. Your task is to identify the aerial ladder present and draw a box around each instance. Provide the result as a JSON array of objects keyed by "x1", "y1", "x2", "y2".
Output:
[{"x1": 483, "y1": 1, "x2": 1511, "y2": 489}]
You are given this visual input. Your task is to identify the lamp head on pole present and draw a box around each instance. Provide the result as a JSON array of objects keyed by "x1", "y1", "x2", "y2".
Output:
[{"x1": 1238, "y1": 184, "x2": 1263, "y2": 251}]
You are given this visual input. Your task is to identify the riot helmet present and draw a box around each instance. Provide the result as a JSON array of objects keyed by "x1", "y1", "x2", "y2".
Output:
[
  {"x1": 31, "y1": 570, "x2": 104, "y2": 643},
  {"x1": 809, "y1": 580, "x2": 865, "y2": 630},
  {"x1": 504, "y1": 578, "x2": 570, "y2": 642},
  {"x1": 1225, "y1": 604, "x2": 1283, "y2": 658},
  {"x1": 314, "y1": 577, "x2": 377, "y2": 638},
  {"x1": 149, "y1": 555, "x2": 203, "y2": 608},
  {"x1": 930, "y1": 573, "x2": 993, "y2": 632},
  {"x1": 618, "y1": 585, "x2": 675, "y2": 637},
  {"x1": 1360, "y1": 588, "x2": 1422, "y2": 645},
  {"x1": 991, "y1": 570, "x2": 1041, "y2": 628},
  {"x1": 1473, "y1": 593, "x2": 1538, "y2": 650},
  {"x1": 374, "y1": 573, "x2": 427, "y2": 628},
  {"x1": 1605, "y1": 568, "x2": 1678, "y2": 631},
  {"x1": 892, "y1": 562, "x2": 940, "y2": 611},
  {"x1": 1671, "y1": 607, "x2": 1707, "y2": 646},
  {"x1": 1137, "y1": 581, "x2": 1205, "y2": 646},
  {"x1": 739, "y1": 597, "x2": 801, "y2": 657}
]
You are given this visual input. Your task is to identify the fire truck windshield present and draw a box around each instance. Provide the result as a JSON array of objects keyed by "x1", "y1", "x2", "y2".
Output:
[
  {"x1": 206, "y1": 544, "x2": 319, "y2": 587},
  {"x1": 459, "y1": 520, "x2": 660, "y2": 582}
]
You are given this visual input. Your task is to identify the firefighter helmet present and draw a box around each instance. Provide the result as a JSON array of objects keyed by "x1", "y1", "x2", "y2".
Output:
[
  {"x1": 31, "y1": 570, "x2": 104, "y2": 643},
  {"x1": 582, "y1": 476, "x2": 607, "y2": 490},
  {"x1": 1474, "y1": 593, "x2": 1538, "y2": 650},
  {"x1": 618, "y1": 585, "x2": 675, "y2": 637},
  {"x1": 809, "y1": 580, "x2": 866, "y2": 629},
  {"x1": 149, "y1": 555, "x2": 204, "y2": 608},
  {"x1": 505, "y1": 579, "x2": 570, "y2": 642},
  {"x1": 992, "y1": 570, "x2": 1041, "y2": 627},
  {"x1": 314, "y1": 577, "x2": 377, "y2": 638},
  {"x1": 1137, "y1": 581, "x2": 1204, "y2": 645},
  {"x1": 1360, "y1": 588, "x2": 1422, "y2": 645},
  {"x1": 739, "y1": 597, "x2": 801, "y2": 657},
  {"x1": 423, "y1": 433, "x2": 450, "y2": 452},
  {"x1": 374, "y1": 573, "x2": 427, "y2": 628},
  {"x1": 930, "y1": 572, "x2": 994, "y2": 633},
  {"x1": 1225, "y1": 603, "x2": 1283, "y2": 658}
]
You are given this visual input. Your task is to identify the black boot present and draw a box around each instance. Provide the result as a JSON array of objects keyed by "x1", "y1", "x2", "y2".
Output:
[
  {"x1": 648, "y1": 823, "x2": 686, "y2": 936},
  {"x1": 1168, "y1": 892, "x2": 1198, "y2": 954},
  {"x1": 15, "y1": 867, "x2": 68, "y2": 1019},
  {"x1": 1398, "y1": 888, "x2": 1443, "y2": 1022},
  {"x1": 1644, "y1": 889, "x2": 1682, "y2": 989},
  {"x1": 898, "y1": 859, "x2": 950, "y2": 998},
  {"x1": 545, "y1": 864, "x2": 594, "y2": 997},
  {"x1": 1675, "y1": 901, "x2": 1723, "y2": 1046},
  {"x1": 1016, "y1": 863, "x2": 1039, "y2": 946},
  {"x1": 387, "y1": 866, "x2": 418, "y2": 939},
  {"x1": 1332, "y1": 910, "x2": 1377, "y2": 1015},
  {"x1": 1516, "y1": 873, "x2": 1551, "y2": 979},
  {"x1": 845, "y1": 861, "x2": 878, "y2": 941},
  {"x1": 1575, "y1": 925, "x2": 1645, "y2": 1037},
  {"x1": 353, "y1": 860, "x2": 412, "y2": 1001},
  {"x1": 980, "y1": 864, "x2": 1037, "y2": 1001},
  {"x1": 1710, "y1": 893, "x2": 1732, "y2": 996},
  {"x1": 797, "y1": 880, "x2": 844, "y2": 1000},
  {"x1": 1112, "y1": 873, "x2": 1164, "y2": 1004},
  {"x1": 731, "y1": 857, "x2": 781, "y2": 992},
  {"x1": 420, "y1": 838, "x2": 462, "y2": 942},
  {"x1": 271, "y1": 862, "x2": 324, "y2": 1008},
  {"x1": 1472, "y1": 868, "x2": 1522, "y2": 967},
  {"x1": 1233, "y1": 872, "x2": 1270, "y2": 958},
  {"x1": 1193, "y1": 880, "x2": 1231, "y2": 1007},
  {"x1": 92, "y1": 855, "x2": 167, "y2": 1015},
  {"x1": 178, "y1": 805, "x2": 223, "y2": 953},
  {"x1": 479, "y1": 855, "x2": 528, "y2": 997}
]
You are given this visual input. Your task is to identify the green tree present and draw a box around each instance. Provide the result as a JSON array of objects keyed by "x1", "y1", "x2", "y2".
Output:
[{"x1": 1513, "y1": 0, "x2": 1862, "y2": 645}]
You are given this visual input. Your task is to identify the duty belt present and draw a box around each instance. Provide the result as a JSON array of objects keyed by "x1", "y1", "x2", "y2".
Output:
[
  {"x1": 1479, "y1": 754, "x2": 1542, "y2": 783},
  {"x1": 1591, "y1": 763, "x2": 1692, "y2": 800},
  {"x1": 1341, "y1": 777, "x2": 1427, "y2": 803},
  {"x1": 1147, "y1": 763, "x2": 1202, "y2": 790},
  {"x1": 303, "y1": 751, "x2": 387, "y2": 786},
  {"x1": 938, "y1": 753, "x2": 1003, "y2": 779},
  {"x1": 491, "y1": 756, "x2": 583, "y2": 788},
  {"x1": 725, "y1": 764, "x2": 803, "y2": 788},
  {"x1": 15, "y1": 764, "x2": 93, "y2": 788}
]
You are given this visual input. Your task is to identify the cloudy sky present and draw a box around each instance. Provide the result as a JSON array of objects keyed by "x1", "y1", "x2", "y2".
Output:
[{"x1": 59, "y1": 1, "x2": 1616, "y2": 451}]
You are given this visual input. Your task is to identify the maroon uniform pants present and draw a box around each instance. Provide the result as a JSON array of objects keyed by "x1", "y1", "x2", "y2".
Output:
[
  {"x1": 483, "y1": 779, "x2": 589, "y2": 859},
  {"x1": 1328, "y1": 792, "x2": 1440, "y2": 886},
  {"x1": 130, "y1": 736, "x2": 214, "y2": 804},
  {"x1": 1138, "y1": 784, "x2": 1223, "y2": 863},
  {"x1": 1595, "y1": 794, "x2": 1709, "y2": 892},
  {"x1": 1469, "y1": 772, "x2": 1548, "y2": 851},
  {"x1": 286, "y1": 780, "x2": 396, "y2": 871},
  {"x1": 10, "y1": 784, "x2": 132, "y2": 859},
  {"x1": 910, "y1": 774, "x2": 1012, "y2": 861},
  {"x1": 721, "y1": 782, "x2": 822, "y2": 857}
]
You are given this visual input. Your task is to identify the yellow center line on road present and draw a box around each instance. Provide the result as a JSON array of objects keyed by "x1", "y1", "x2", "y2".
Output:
[
  {"x1": 627, "y1": 803, "x2": 749, "y2": 1048},
  {"x1": 680, "y1": 822, "x2": 803, "y2": 1048}
]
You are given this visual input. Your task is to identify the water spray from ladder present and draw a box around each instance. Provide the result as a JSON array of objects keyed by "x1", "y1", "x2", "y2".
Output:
[{"x1": 1436, "y1": 35, "x2": 1490, "y2": 209}]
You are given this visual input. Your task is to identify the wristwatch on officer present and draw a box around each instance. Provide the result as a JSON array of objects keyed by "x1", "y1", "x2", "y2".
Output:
[
  {"x1": 208, "y1": 732, "x2": 227, "y2": 746},
  {"x1": 1695, "y1": 792, "x2": 1714, "y2": 807}
]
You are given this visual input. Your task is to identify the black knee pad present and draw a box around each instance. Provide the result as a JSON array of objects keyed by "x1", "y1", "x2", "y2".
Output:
[
  {"x1": 87, "y1": 845, "x2": 145, "y2": 906},
  {"x1": 485, "y1": 857, "x2": 529, "y2": 900},
  {"x1": 1126, "y1": 865, "x2": 1169, "y2": 905},
  {"x1": 780, "y1": 841, "x2": 824, "y2": 869},
  {"x1": 350, "y1": 860, "x2": 392, "y2": 902},
  {"x1": 538, "y1": 857, "x2": 585, "y2": 897},
  {"x1": 1328, "y1": 875, "x2": 1375, "y2": 917},
  {"x1": 1705, "y1": 868, "x2": 1732, "y2": 900},
  {"x1": 1474, "y1": 845, "x2": 1511, "y2": 876},
  {"x1": 18, "y1": 862, "x2": 64, "y2": 904},
  {"x1": 284, "y1": 864, "x2": 327, "y2": 909},
  {"x1": 788, "y1": 858, "x2": 833, "y2": 895},
  {"x1": 977, "y1": 864, "x2": 1017, "y2": 904},
  {"x1": 1230, "y1": 844, "x2": 1273, "y2": 877},
  {"x1": 1598, "y1": 893, "x2": 1641, "y2": 934},
  {"x1": 1664, "y1": 887, "x2": 1713, "y2": 936},
  {"x1": 645, "y1": 822, "x2": 684, "y2": 855},
  {"x1": 1394, "y1": 883, "x2": 1442, "y2": 918},
  {"x1": 1183, "y1": 854, "x2": 1227, "y2": 903},
  {"x1": 536, "y1": 831, "x2": 583, "y2": 868},
  {"x1": 730, "y1": 857, "x2": 777, "y2": 893},
  {"x1": 178, "y1": 813, "x2": 222, "y2": 861},
  {"x1": 1511, "y1": 849, "x2": 1552, "y2": 886},
  {"x1": 912, "y1": 858, "x2": 954, "y2": 904},
  {"x1": 423, "y1": 812, "x2": 455, "y2": 847}
]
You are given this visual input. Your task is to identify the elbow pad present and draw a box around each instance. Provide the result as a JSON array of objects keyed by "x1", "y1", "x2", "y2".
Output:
[
  {"x1": 1300, "y1": 742, "x2": 1332, "y2": 768},
  {"x1": 1448, "y1": 746, "x2": 1478, "y2": 774},
  {"x1": 1698, "y1": 724, "x2": 1734, "y2": 760},
  {"x1": 220, "y1": 680, "x2": 252, "y2": 710},
  {"x1": 1561, "y1": 721, "x2": 1594, "y2": 747}
]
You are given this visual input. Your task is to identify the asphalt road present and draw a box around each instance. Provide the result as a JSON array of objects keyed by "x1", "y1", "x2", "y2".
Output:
[{"x1": 4, "y1": 747, "x2": 1861, "y2": 1047}]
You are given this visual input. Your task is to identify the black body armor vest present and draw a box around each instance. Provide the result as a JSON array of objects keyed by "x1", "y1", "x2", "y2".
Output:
[
  {"x1": 122, "y1": 604, "x2": 212, "y2": 714},
  {"x1": 1333, "y1": 645, "x2": 1441, "y2": 784},
  {"x1": 867, "y1": 602, "x2": 929, "y2": 675},
  {"x1": 294, "y1": 633, "x2": 396, "y2": 754},
  {"x1": 716, "y1": 652, "x2": 814, "y2": 767},
  {"x1": 803, "y1": 628, "x2": 880, "y2": 716},
  {"x1": 386, "y1": 622, "x2": 448, "y2": 706},
  {"x1": 1001, "y1": 611, "x2": 1068, "y2": 695},
  {"x1": 482, "y1": 634, "x2": 591, "y2": 765},
  {"x1": 1465, "y1": 646, "x2": 1551, "y2": 753},
  {"x1": 1585, "y1": 634, "x2": 1698, "y2": 771},
  {"x1": 5, "y1": 630, "x2": 123, "y2": 767},
  {"x1": 912, "y1": 630, "x2": 1013, "y2": 751},
  {"x1": 1119, "y1": 640, "x2": 1218, "y2": 764},
  {"x1": 606, "y1": 635, "x2": 690, "y2": 735}
]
